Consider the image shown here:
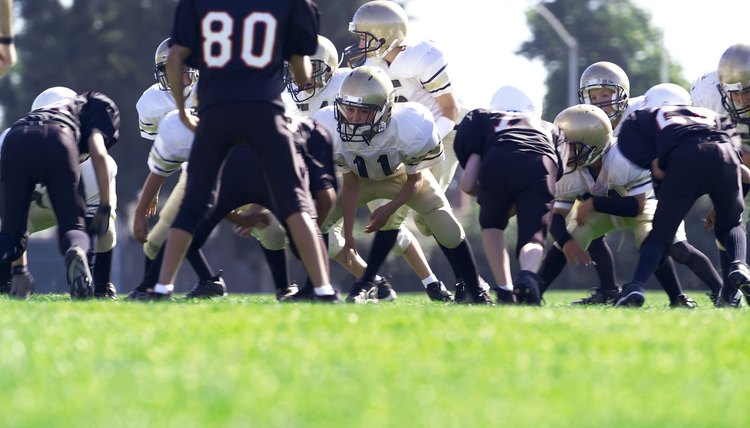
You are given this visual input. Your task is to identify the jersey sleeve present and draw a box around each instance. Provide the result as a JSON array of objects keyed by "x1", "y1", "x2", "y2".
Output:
[
  {"x1": 80, "y1": 91, "x2": 120, "y2": 150},
  {"x1": 147, "y1": 113, "x2": 193, "y2": 177},
  {"x1": 616, "y1": 111, "x2": 657, "y2": 170},
  {"x1": 311, "y1": 107, "x2": 349, "y2": 175},
  {"x1": 414, "y1": 43, "x2": 453, "y2": 97},
  {"x1": 284, "y1": 0, "x2": 320, "y2": 58},
  {"x1": 400, "y1": 105, "x2": 444, "y2": 174},
  {"x1": 170, "y1": 0, "x2": 201, "y2": 69},
  {"x1": 453, "y1": 109, "x2": 486, "y2": 168}
]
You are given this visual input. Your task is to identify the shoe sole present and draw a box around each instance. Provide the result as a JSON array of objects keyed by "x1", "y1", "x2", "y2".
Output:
[
  {"x1": 614, "y1": 290, "x2": 645, "y2": 307},
  {"x1": 65, "y1": 247, "x2": 93, "y2": 300}
]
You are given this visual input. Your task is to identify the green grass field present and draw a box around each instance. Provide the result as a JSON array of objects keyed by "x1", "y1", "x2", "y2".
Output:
[{"x1": 1, "y1": 291, "x2": 748, "y2": 428}]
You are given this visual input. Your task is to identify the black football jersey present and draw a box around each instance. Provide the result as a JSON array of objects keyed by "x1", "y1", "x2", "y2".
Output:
[
  {"x1": 618, "y1": 105, "x2": 741, "y2": 170},
  {"x1": 171, "y1": 0, "x2": 319, "y2": 110},
  {"x1": 294, "y1": 117, "x2": 336, "y2": 195},
  {"x1": 10, "y1": 91, "x2": 120, "y2": 154},
  {"x1": 454, "y1": 108, "x2": 567, "y2": 176}
]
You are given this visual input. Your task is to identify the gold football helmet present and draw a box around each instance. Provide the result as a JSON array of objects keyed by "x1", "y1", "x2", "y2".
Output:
[
  {"x1": 284, "y1": 35, "x2": 339, "y2": 102},
  {"x1": 153, "y1": 37, "x2": 198, "y2": 91},
  {"x1": 554, "y1": 104, "x2": 613, "y2": 172},
  {"x1": 718, "y1": 43, "x2": 750, "y2": 126},
  {"x1": 334, "y1": 66, "x2": 396, "y2": 142},
  {"x1": 344, "y1": 1, "x2": 409, "y2": 67},
  {"x1": 578, "y1": 61, "x2": 630, "y2": 122}
]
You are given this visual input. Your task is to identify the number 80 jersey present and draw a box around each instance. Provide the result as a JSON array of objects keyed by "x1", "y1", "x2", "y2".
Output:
[{"x1": 313, "y1": 102, "x2": 444, "y2": 181}]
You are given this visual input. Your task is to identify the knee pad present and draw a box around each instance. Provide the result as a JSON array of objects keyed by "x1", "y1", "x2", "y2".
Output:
[
  {"x1": 252, "y1": 215, "x2": 287, "y2": 251},
  {"x1": 327, "y1": 222, "x2": 345, "y2": 259},
  {"x1": 423, "y1": 207, "x2": 464, "y2": 249},
  {"x1": 413, "y1": 213, "x2": 433, "y2": 236},
  {"x1": 96, "y1": 218, "x2": 117, "y2": 253}
]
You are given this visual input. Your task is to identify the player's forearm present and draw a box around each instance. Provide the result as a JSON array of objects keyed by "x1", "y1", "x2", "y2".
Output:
[
  {"x1": 315, "y1": 188, "x2": 336, "y2": 228},
  {"x1": 387, "y1": 172, "x2": 422, "y2": 212},
  {"x1": 135, "y1": 172, "x2": 166, "y2": 214},
  {"x1": 459, "y1": 153, "x2": 480, "y2": 195},
  {"x1": 591, "y1": 195, "x2": 641, "y2": 218},
  {"x1": 341, "y1": 173, "x2": 359, "y2": 239},
  {"x1": 90, "y1": 152, "x2": 111, "y2": 207}
]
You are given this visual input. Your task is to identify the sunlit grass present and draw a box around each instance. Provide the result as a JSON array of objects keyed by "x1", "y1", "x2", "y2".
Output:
[{"x1": 0, "y1": 292, "x2": 747, "y2": 427}]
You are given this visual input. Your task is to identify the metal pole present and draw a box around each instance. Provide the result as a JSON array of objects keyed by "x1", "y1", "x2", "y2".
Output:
[{"x1": 534, "y1": 4, "x2": 579, "y2": 107}]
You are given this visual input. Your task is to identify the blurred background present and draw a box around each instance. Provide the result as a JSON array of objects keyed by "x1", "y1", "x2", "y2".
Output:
[{"x1": 0, "y1": 0, "x2": 747, "y2": 295}]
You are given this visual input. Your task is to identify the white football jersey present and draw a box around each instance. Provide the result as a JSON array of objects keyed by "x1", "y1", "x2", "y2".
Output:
[
  {"x1": 136, "y1": 84, "x2": 194, "y2": 140},
  {"x1": 365, "y1": 39, "x2": 454, "y2": 121},
  {"x1": 554, "y1": 143, "x2": 653, "y2": 211},
  {"x1": 295, "y1": 68, "x2": 351, "y2": 117},
  {"x1": 313, "y1": 102, "x2": 444, "y2": 181},
  {"x1": 148, "y1": 110, "x2": 194, "y2": 177}
]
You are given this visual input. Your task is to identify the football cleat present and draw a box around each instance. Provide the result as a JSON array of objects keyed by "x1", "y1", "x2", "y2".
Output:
[
  {"x1": 670, "y1": 293, "x2": 697, "y2": 309},
  {"x1": 453, "y1": 281, "x2": 467, "y2": 303},
  {"x1": 613, "y1": 282, "x2": 645, "y2": 307},
  {"x1": 0, "y1": 279, "x2": 9, "y2": 295},
  {"x1": 282, "y1": 282, "x2": 315, "y2": 302},
  {"x1": 467, "y1": 288, "x2": 495, "y2": 305},
  {"x1": 94, "y1": 283, "x2": 118, "y2": 300},
  {"x1": 64, "y1": 245, "x2": 94, "y2": 300},
  {"x1": 718, "y1": 285, "x2": 744, "y2": 308},
  {"x1": 728, "y1": 262, "x2": 750, "y2": 304},
  {"x1": 513, "y1": 271, "x2": 542, "y2": 306},
  {"x1": 571, "y1": 287, "x2": 620, "y2": 305},
  {"x1": 312, "y1": 290, "x2": 341, "y2": 304},
  {"x1": 369, "y1": 277, "x2": 397, "y2": 302},
  {"x1": 9, "y1": 269, "x2": 34, "y2": 299},
  {"x1": 706, "y1": 291, "x2": 721, "y2": 307},
  {"x1": 276, "y1": 281, "x2": 300, "y2": 302},
  {"x1": 185, "y1": 272, "x2": 227, "y2": 299},
  {"x1": 493, "y1": 286, "x2": 517, "y2": 305},
  {"x1": 346, "y1": 279, "x2": 376, "y2": 304},
  {"x1": 425, "y1": 281, "x2": 453, "y2": 302}
]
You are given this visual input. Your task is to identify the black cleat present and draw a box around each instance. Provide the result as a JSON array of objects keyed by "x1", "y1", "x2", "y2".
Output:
[
  {"x1": 571, "y1": 287, "x2": 620, "y2": 305},
  {"x1": 706, "y1": 291, "x2": 721, "y2": 307},
  {"x1": 513, "y1": 271, "x2": 542, "y2": 306},
  {"x1": 370, "y1": 277, "x2": 397, "y2": 302},
  {"x1": 276, "y1": 281, "x2": 300, "y2": 301},
  {"x1": 467, "y1": 288, "x2": 495, "y2": 305},
  {"x1": 65, "y1": 245, "x2": 94, "y2": 300},
  {"x1": 0, "y1": 280, "x2": 9, "y2": 295},
  {"x1": 453, "y1": 281, "x2": 467, "y2": 303},
  {"x1": 283, "y1": 282, "x2": 315, "y2": 302},
  {"x1": 425, "y1": 281, "x2": 453, "y2": 302},
  {"x1": 493, "y1": 286, "x2": 517, "y2": 305},
  {"x1": 312, "y1": 290, "x2": 341, "y2": 304},
  {"x1": 185, "y1": 272, "x2": 227, "y2": 299},
  {"x1": 613, "y1": 282, "x2": 645, "y2": 307},
  {"x1": 9, "y1": 269, "x2": 34, "y2": 299},
  {"x1": 94, "y1": 283, "x2": 118, "y2": 300},
  {"x1": 346, "y1": 279, "x2": 376, "y2": 304},
  {"x1": 728, "y1": 262, "x2": 750, "y2": 305},
  {"x1": 670, "y1": 293, "x2": 697, "y2": 309},
  {"x1": 718, "y1": 285, "x2": 743, "y2": 308}
]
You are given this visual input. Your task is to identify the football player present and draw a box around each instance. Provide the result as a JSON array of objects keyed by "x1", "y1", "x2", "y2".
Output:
[
  {"x1": 455, "y1": 85, "x2": 567, "y2": 305},
  {"x1": 0, "y1": 0, "x2": 15, "y2": 77},
  {"x1": 539, "y1": 103, "x2": 698, "y2": 308},
  {"x1": 615, "y1": 86, "x2": 750, "y2": 307},
  {"x1": 284, "y1": 35, "x2": 443, "y2": 303},
  {"x1": 0, "y1": 87, "x2": 120, "y2": 299},
  {"x1": 344, "y1": 1, "x2": 479, "y2": 299},
  {"x1": 314, "y1": 66, "x2": 492, "y2": 304},
  {"x1": 157, "y1": 0, "x2": 337, "y2": 302},
  {"x1": 130, "y1": 116, "x2": 336, "y2": 301},
  {"x1": 0, "y1": 91, "x2": 119, "y2": 300}
]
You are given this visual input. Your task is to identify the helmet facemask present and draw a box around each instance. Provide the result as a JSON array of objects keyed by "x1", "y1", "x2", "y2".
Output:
[
  {"x1": 343, "y1": 30, "x2": 385, "y2": 68},
  {"x1": 566, "y1": 141, "x2": 602, "y2": 173},
  {"x1": 334, "y1": 97, "x2": 391, "y2": 144},
  {"x1": 283, "y1": 59, "x2": 333, "y2": 103},
  {"x1": 720, "y1": 84, "x2": 750, "y2": 126},
  {"x1": 578, "y1": 84, "x2": 628, "y2": 122}
]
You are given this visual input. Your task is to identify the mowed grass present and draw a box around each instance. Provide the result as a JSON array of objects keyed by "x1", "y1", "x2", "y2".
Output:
[{"x1": 1, "y1": 291, "x2": 748, "y2": 428}]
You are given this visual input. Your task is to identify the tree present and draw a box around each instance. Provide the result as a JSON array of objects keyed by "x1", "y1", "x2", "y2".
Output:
[{"x1": 519, "y1": 0, "x2": 687, "y2": 121}]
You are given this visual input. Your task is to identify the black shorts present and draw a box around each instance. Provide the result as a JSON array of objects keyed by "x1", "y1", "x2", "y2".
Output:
[{"x1": 172, "y1": 102, "x2": 315, "y2": 234}]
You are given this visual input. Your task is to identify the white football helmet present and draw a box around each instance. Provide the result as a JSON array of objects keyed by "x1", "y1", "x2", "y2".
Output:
[
  {"x1": 718, "y1": 43, "x2": 750, "y2": 127},
  {"x1": 31, "y1": 86, "x2": 76, "y2": 111},
  {"x1": 344, "y1": 1, "x2": 409, "y2": 67},
  {"x1": 554, "y1": 104, "x2": 613, "y2": 172},
  {"x1": 284, "y1": 35, "x2": 339, "y2": 102},
  {"x1": 153, "y1": 37, "x2": 198, "y2": 92},
  {"x1": 578, "y1": 61, "x2": 630, "y2": 122},
  {"x1": 489, "y1": 85, "x2": 541, "y2": 118},
  {"x1": 642, "y1": 83, "x2": 692, "y2": 109},
  {"x1": 334, "y1": 66, "x2": 396, "y2": 143}
]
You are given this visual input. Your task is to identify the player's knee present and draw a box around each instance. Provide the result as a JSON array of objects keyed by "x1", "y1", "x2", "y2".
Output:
[
  {"x1": 254, "y1": 223, "x2": 287, "y2": 251},
  {"x1": 426, "y1": 208, "x2": 464, "y2": 248},
  {"x1": 96, "y1": 222, "x2": 117, "y2": 253},
  {"x1": 390, "y1": 227, "x2": 414, "y2": 255}
]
